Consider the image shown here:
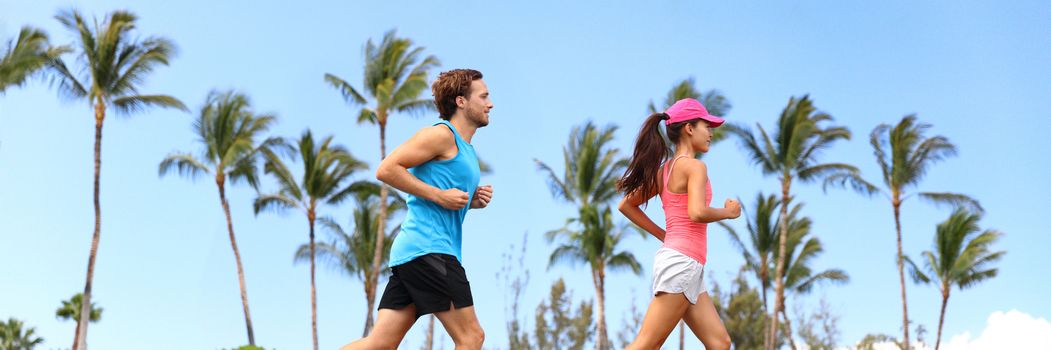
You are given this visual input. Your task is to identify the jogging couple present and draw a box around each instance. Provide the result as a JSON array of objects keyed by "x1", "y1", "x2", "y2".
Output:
[{"x1": 341, "y1": 68, "x2": 740, "y2": 350}]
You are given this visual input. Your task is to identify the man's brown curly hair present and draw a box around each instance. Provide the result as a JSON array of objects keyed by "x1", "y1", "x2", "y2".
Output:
[{"x1": 432, "y1": 69, "x2": 483, "y2": 120}]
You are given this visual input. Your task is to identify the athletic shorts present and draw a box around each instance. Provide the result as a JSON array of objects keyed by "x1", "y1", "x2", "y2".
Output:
[
  {"x1": 652, "y1": 247, "x2": 707, "y2": 304},
  {"x1": 378, "y1": 253, "x2": 474, "y2": 318}
]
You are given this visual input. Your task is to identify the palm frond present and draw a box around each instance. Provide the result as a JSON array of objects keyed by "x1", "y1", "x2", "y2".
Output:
[
  {"x1": 724, "y1": 123, "x2": 775, "y2": 174},
  {"x1": 606, "y1": 251, "x2": 642, "y2": 275},
  {"x1": 227, "y1": 153, "x2": 260, "y2": 190},
  {"x1": 718, "y1": 221, "x2": 756, "y2": 267},
  {"x1": 394, "y1": 98, "x2": 435, "y2": 115},
  {"x1": 111, "y1": 94, "x2": 187, "y2": 115},
  {"x1": 917, "y1": 192, "x2": 984, "y2": 214},
  {"x1": 870, "y1": 123, "x2": 893, "y2": 187},
  {"x1": 158, "y1": 152, "x2": 210, "y2": 179},
  {"x1": 260, "y1": 142, "x2": 304, "y2": 202},
  {"x1": 253, "y1": 193, "x2": 298, "y2": 215},
  {"x1": 46, "y1": 56, "x2": 88, "y2": 100},
  {"x1": 323, "y1": 73, "x2": 367, "y2": 105},
  {"x1": 547, "y1": 245, "x2": 586, "y2": 270},
  {"x1": 794, "y1": 269, "x2": 849, "y2": 293},
  {"x1": 904, "y1": 255, "x2": 931, "y2": 284},
  {"x1": 822, "y1": 171, "x2": 881, "y2": 196},
  {"x1": 1, "y1": 26, "x2": 69, "y2": 93},
  {"x1": 535, "y1": 158, "x2": 573, "y2": 203},
  {"x1": 293, "y1": 241, "x2": 352, "y2": 274},
  {"x1": 796, "y1": 163, "x2": 859, "y2": 183},
  {"x1": 108, "y1": 37, "x2": 178, "y2": 98}
]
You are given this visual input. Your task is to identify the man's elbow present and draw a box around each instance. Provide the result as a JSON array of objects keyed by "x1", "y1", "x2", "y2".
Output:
[{"x1": 375, "y1": 164, "x2": 392, "y2": 183}]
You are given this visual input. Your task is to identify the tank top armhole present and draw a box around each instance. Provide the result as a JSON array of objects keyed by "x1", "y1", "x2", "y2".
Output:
[
  {"x1": 663, "y1": 155, "x2": 692, "y2": 194},
  {"x1": 433, "y1": 121, "x2": 462, "y2": 161}
]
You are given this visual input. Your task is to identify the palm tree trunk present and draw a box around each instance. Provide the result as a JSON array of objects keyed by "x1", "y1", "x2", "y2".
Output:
[
  {"x1": 75, "y1": 101, "x2": 106, "y2": 350},
  {"x1": 780, "y1": 307, "x2": 798, "y2": 350},
  {"x1": 935, "y1": 288, "x2": 949, "y2": 350},
  {"x1": 367, "y1": 118, "x2": 389, "y2": 335},
  {"x1": 71, "y1": 311, "x2": 82, "y2": 350},
  {"x1": 768, "y1": 176, "x2": 792, "y2": 350},
  {"x1": 217, "y1": 178, "x2": 256, "y2": 345},
  {"x1": 309, "y1": 208, "x2": 319, "y2": 350},
  {"x1": 678, "y1": 322, "x2": 685, "y2": 350},
  {"x1": 361, "y1": 280, "x2": 373, "y2": 338},
  {"x1": 894, "y1": 199, "x2": 911, "y2": 350},
  {"x1": 593, "y1": 267, "x2": 608, "y2": 350},
  {"x1": 760, "y1": 265, "x2": 769, "y2": 311},
  {"x1": 425, "y1": 315, "x2": 435, "y2": 350},
  {"x1": 761, "y1": 262, "x2": 770, "y2": 350}
]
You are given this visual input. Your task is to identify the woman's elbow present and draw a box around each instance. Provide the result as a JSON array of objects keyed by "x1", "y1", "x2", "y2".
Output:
[
  {"x1": 688, "y1": 210, "x2": 713, "y2": 223},
  {"x1": 617, "y1": 199, "x2": 631, "y2": 214}
]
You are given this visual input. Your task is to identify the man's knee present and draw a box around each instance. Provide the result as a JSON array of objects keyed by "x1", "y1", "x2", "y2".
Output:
[
  {"x1": 456, "y1": 325, "x2": 485, "y2": 349},
  {"x1": 467, "y1": 326, "x2": 485, "y2": 348}
]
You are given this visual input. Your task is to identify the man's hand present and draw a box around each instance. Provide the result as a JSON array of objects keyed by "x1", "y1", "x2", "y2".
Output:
[
  {"x1": 470, "y1": 185, "x2": 493, "y2": 209},
  {"x1": 435, "y1": 188, "x2": 470, "y2": 210}
]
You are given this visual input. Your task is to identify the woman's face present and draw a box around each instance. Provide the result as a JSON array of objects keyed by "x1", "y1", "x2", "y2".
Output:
[{"x1": 686, "y1": 120, "x2": 713, "y2": 153}]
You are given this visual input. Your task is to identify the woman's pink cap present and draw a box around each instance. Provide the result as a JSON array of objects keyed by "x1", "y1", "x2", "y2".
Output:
[{"x1": 665, "y1": 98, "x2": 724, "y2": 127}]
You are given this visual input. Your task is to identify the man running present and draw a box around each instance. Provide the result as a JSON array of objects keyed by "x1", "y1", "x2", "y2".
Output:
[{"x1": 341, "y1": 68, "x2": 494, "y2": 350}]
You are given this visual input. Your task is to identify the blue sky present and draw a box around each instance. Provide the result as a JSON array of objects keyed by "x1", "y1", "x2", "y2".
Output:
[{"x1": 2, "y1": 1, "x2": 1049, "y2": 349}]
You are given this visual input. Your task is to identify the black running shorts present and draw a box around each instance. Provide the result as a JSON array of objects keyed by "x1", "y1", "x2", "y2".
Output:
[{"x1": 378, "y1": 253, "x2": 474, "y2": 318}]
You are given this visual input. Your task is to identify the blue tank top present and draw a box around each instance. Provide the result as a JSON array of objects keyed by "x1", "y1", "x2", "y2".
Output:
[{"x1": 389, "y1": 121, "x2": 481, "y2": 267}]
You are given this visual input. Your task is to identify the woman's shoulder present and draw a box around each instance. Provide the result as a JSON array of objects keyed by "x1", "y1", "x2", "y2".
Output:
[{"x1": 677, "y1": 157, "x2": 708, "y2": 173}]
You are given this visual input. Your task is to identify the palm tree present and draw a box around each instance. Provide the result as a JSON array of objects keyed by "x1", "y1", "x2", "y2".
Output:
[
  {"x1": 293, "y1": 181, "x2": 403, "y2": 337},
  {"x1": 906, "y1": 209, "x2": 1004, "y2": 350},
  {"x1": 158, "y1": 91, "x2": 276, "y2": 346},
  {"x1": 777, "y1": 203, "x2": 849, "y2": 350},
  {"x1": 535, "y1": 121, "x2": 626, "y2": 209},
  {"x1": 650, "y1": 78, "x2": 732, "y2": 347},
  {"x1": 254, "y1": 130, "x2": 367, "y2": 350},
  {"x1": 324, "y1": 29, "x2": 439, "y2": 333},
  {"x1": 720, "y1": 193, "x2": 780, "y2": 311},
  {"x1": 50, "y1": 10, "x2": 187, "y2": 349},
  {"x1": 719, "y1": 193, "x2": 779, "y2": 350},
  {"x1": 825, "y1": 115, "x2": 981, "y2": 349},
  {"x1": 547, "y1": 205, "x2": 642, "y2": 350},
  {"x1": 55, "y1": 293, "x2": 102, "y2": 350},
  {"x1": 1, "y1": 26, "x2": 67, "y2": 94},
  {"x1": 724, "y1": 197, "x2": 848, "y2": 350},
  {"x1": 56, "y1": 293, "x2": 103, "y2": 323},
  {"x1": 0, "y1": 318, "x2": 44, "y2": 350},
  {"x1": 725, "y1": 95, "x2": 857, "y2": 350},
  {"x1": 535, "y1": 121, "x2": 631, "y2": 350}
]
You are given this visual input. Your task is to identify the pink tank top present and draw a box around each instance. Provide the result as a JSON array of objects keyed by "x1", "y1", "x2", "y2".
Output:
[{"x1": 660, "y1": 155, "x2": 712, "y2": 264}]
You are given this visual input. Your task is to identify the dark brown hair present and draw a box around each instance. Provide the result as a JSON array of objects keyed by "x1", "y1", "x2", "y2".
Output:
[
  {"x1": 617, "y1": 113, "x2": 701, "y2": 197},
  {"x1": 432, "y1": 69, "x2": 483, "y2": 120}
]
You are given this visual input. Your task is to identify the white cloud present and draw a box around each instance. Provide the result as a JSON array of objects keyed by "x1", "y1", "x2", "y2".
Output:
[
  {"x1": 840, "y1": 310, "x2": 1051, "y2": 350},
  {"x1": 941, "y1": 310, "x2": 1051, "y2": 350}
]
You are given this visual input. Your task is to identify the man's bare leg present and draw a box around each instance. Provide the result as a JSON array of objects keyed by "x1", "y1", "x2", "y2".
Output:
[
  {"x1": 339, "y1": 306, "x2": 417, "y2": 350},
  {"x1": 433, "y1": 305, "x2": 485, "y2": 350}
]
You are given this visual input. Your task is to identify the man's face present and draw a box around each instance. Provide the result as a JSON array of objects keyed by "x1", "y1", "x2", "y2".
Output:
[{"x1": 460, "y1": 79, "x2": 493, "y2": 127}]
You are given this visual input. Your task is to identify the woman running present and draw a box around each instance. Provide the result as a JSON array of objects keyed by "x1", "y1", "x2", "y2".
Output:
[{"x1": 617, "y1": 98, "x2": 741, "y2": 350}]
